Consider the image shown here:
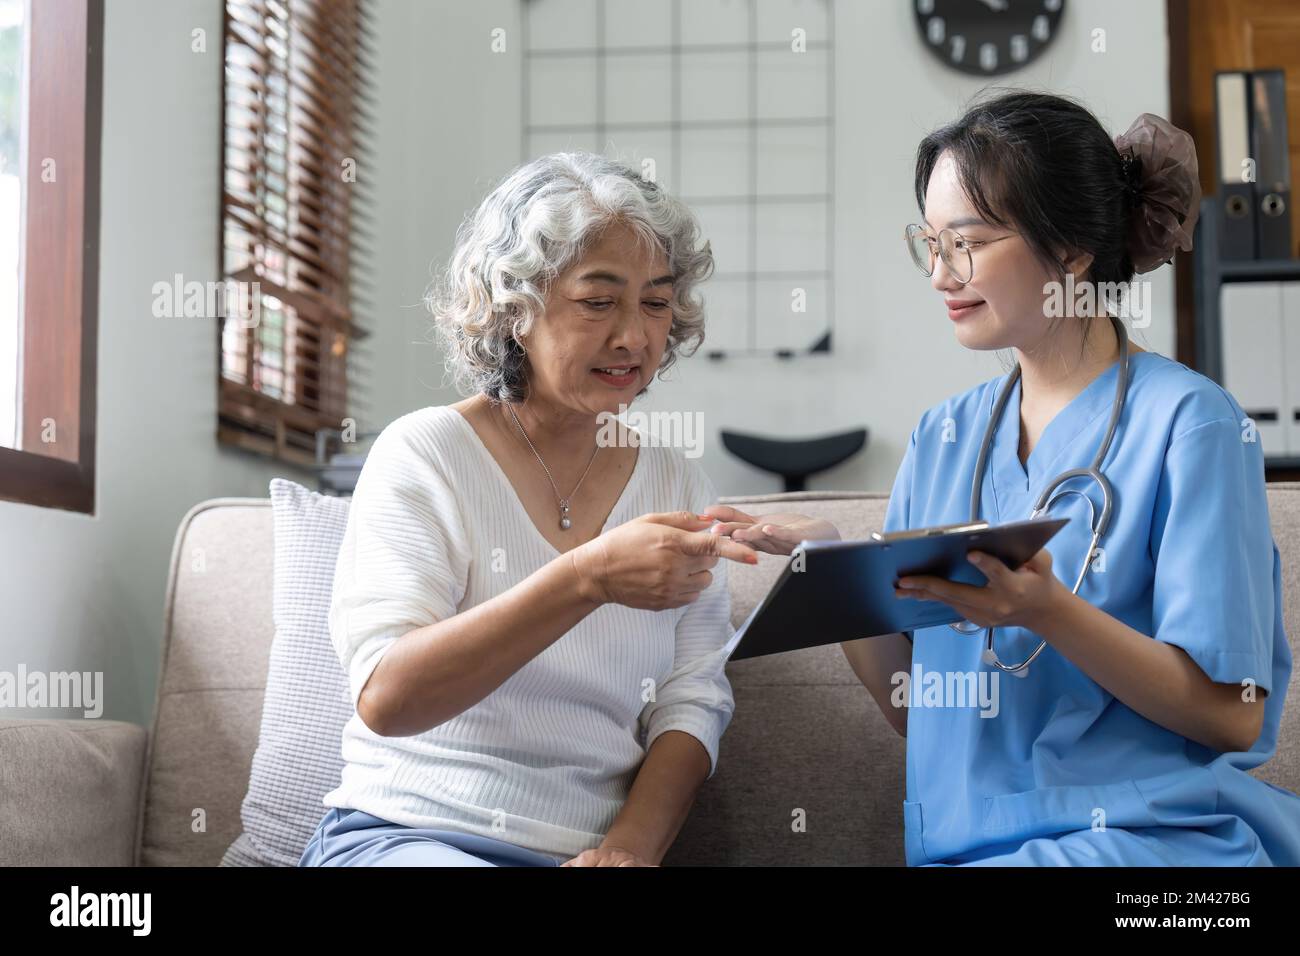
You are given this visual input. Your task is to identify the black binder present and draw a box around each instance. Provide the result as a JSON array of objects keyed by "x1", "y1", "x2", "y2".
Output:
[
  {"x1": 1216, "y1": 71, "x2": 1257, "y2": 260},
  {"x1": 1250, "y1": 69, "x2": 1293, "y2": 260}
]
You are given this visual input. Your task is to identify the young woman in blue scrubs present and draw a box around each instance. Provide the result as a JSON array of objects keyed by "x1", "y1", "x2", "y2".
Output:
[{"x1": 707, "y1": 92, "x2": 1300, "y2": 866}]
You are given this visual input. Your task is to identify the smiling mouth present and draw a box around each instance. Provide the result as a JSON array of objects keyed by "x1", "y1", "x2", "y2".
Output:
[
  {"x1": 946, "y1": 300, "x2": 985, "y2": 320},
  {"x1": 591, "y1": 365, "x2": 640, "y2": 384}
]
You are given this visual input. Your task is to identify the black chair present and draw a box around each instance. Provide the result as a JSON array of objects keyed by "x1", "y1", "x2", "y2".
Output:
[{"x1": 720, "y1": 428, "x2": 868, "y2": 493}]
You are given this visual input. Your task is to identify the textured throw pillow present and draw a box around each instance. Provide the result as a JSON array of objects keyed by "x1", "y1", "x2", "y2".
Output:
[{"x1": 220, "y1": 478, "x2": 353, "y2": 866}]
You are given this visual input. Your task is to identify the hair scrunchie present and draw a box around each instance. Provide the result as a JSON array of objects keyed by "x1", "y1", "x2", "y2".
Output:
[{"x1": 1113, "y1": 113, "x2": 1203, "y2": 274}]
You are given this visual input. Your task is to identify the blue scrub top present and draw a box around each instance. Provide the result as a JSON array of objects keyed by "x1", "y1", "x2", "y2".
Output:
[{"x1": 886, "y1": 350, "x2": 1300, "y2": 865}]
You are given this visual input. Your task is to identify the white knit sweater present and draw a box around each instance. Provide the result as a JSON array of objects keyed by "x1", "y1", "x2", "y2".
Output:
[{"x1": 321, "y1": 404, "x2": 736, "y2": 861}]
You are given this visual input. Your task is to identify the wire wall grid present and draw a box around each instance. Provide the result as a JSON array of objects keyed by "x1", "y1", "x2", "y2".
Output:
[{"x1": 521, "y1": 0, "x2": 836, "y2": 358}]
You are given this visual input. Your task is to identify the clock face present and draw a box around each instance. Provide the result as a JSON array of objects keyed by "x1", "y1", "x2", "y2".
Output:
[{"x1": 914, "y1": 0, "x2": 1066, "y2": 76}]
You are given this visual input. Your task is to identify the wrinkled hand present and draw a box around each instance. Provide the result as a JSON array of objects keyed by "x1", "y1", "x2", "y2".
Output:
[
  {"x1": 570, "y1": 511, "x2": 758, "y2": 611},
  {"x1": 894, "y1": 548, "x2": 1064, "y2": 632},
  {"x1": 561, "y1": 844, "x2": 656, "y2": 867},
  {"x1": 700, "y1": 504, "x2": 840, "y2": 556}
]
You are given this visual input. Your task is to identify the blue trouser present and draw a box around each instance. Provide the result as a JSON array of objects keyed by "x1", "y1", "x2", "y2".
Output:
[{"x1": 298, "y1": 807, "x2": 562, "y2": 867}]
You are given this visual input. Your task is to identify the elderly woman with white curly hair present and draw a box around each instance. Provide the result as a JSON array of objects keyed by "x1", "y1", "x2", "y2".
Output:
[{"x1": 298, "y1": 152, "x2": 756, "y2": 868}]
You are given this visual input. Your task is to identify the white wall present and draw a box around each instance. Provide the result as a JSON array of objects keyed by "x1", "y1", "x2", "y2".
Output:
[
  {"x1": 0, "y1": 0, "x2": 1171, "y2": 727},
  {"x1": 368, "y1": 0, "x2": 522, "y2": 420}
]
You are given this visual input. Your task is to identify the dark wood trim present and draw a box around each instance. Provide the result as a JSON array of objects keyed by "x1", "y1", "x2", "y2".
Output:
[
  {"x1": 0, "y1": 444, "x2": 94, "y2": 511},
  {"x1": 79, "y1": 0, "x2": 103, "y2": 509},
  {"x1": 0, "y1": 0, "x2": 102, "y2": 514},
  {"x1": 216, "y1": 4, "x2": 229, "y2": 479}
]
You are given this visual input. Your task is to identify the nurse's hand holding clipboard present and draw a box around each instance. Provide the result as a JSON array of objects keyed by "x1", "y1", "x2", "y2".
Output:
[{"x1": 892, "y1": 547, "x2": 1061, "y2": 633}]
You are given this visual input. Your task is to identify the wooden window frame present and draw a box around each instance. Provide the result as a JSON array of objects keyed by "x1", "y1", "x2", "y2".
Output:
[{"x1": 0, "y1": 0, "x2": 103, "y2": 514}]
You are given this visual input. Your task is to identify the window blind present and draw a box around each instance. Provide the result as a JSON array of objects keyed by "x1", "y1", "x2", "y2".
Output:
[{"x1": 220, "y1": 0, "x2": 374, "y2": 467}]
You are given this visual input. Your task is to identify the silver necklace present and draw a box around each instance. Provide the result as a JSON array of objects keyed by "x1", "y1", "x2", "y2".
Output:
[{"x1": 506, "y1": 404, "x2": 601, "y2": 530}]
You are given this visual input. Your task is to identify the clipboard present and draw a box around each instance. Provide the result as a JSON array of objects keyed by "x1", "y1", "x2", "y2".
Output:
[{"x1": 724, "y1": 515, "x2": 1069, "y2": 661}]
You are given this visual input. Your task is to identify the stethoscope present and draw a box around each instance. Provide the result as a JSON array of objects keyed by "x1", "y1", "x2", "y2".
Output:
[{"x1": 950, "y1": 313, "x2": 1130, "y2": 678}]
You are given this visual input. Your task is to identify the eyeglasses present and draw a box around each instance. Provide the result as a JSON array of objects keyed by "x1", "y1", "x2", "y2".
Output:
[{"x1": 904, "y1": 224, "x2": 1014, "y2": 285}]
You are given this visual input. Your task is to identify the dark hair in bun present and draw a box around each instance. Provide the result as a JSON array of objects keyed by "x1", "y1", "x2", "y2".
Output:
[{"x1": 914, "y1": 90, "x2": 1200, "y2": 291}]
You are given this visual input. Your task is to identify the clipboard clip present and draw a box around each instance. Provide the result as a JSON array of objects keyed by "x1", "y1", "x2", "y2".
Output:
[{"x1": 869, "y1": 520, "x2": 991, "y2": 543}]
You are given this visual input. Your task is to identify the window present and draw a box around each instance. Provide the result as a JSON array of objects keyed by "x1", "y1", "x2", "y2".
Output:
[
  {"x1": 220, "y1": 0, "x2": 373, "y2": 468},
  {"x1": 0, "y1": 0, "x2": 103, "y2": 514}
]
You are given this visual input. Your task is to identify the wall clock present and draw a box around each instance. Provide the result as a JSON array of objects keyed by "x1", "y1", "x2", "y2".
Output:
[{"x1": 914, "y1": 0, "x2": 1066, "y2": 76}]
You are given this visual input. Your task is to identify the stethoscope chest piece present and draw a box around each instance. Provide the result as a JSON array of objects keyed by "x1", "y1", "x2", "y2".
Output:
[{"x1": 982, "y1": 644, "x2": 1031, "y2": 677}]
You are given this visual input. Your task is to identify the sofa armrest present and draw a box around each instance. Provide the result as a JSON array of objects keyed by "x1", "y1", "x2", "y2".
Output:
[{"x1": 0, "y1": 719, "x2": 148, "y2": 866}]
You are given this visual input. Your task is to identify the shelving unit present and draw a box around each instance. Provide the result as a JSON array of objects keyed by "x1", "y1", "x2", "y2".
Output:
[{"x1": 1191, "y1": 195, "x2": 1300, "y2": 476}]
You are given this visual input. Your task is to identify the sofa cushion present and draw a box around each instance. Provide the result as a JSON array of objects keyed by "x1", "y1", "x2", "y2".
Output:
[
  {"x1": 220, "y1": 479, "x2": 353, "y2": 867},
  {"x1": 141, "y1": 499, "x2": 277, "y2": 866},
  {"x1": 0, "y1": 719, "x2": 148, "y2": 866}
]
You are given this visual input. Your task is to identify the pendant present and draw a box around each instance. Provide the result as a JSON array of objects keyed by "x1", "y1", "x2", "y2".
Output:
[{"x1": 559, "y1": 500, "x2": 571, "y2": 531}]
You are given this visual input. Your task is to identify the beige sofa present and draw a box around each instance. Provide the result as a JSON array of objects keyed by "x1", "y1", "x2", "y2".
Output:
[{"x1": 3, "y1": 486, "x2": 1299, "y2": 866}]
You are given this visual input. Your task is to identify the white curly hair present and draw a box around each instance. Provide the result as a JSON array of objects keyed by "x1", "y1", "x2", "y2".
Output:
[{"x1": 427, "y1": 152, "x2": 715, "y2": 403}]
